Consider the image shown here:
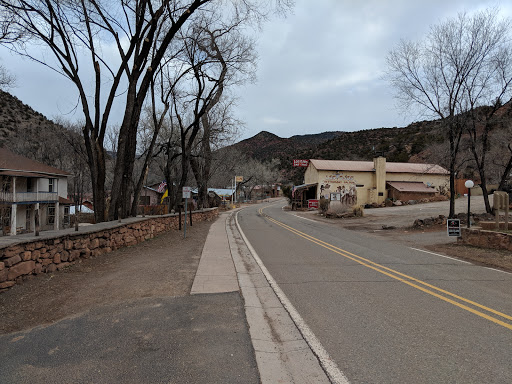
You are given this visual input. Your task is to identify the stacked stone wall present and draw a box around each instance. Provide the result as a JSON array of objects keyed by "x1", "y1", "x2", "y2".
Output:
[
  {"x1": 0, "y1": 209, "x2": 217, "y2": 292},
  {"x1": 459, "y1": 227, "x2": 512, "y2": 251}
]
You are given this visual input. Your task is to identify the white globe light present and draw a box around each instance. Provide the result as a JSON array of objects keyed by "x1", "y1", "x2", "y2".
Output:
[{"x1": 465, "y1": 180, "x2": 474, "y2": 189}]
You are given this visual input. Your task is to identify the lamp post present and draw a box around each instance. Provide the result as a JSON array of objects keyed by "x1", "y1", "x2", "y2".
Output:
[{"x1": 465, "y1": 180, "x2": 474, "y2": 228}]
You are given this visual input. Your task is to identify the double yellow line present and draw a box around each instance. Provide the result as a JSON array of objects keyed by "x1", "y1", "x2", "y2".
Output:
[{"x1": 258, "y1": 207, "x2": 512, "y2": 331}]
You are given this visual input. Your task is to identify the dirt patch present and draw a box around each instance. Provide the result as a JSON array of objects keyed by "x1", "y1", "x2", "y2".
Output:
[
  {"x1": 0, "y1": 220, "x2": 213, "y2": 334},
  {"x1": 426, "y1": 242, "x2": 512, "y2": 272}
]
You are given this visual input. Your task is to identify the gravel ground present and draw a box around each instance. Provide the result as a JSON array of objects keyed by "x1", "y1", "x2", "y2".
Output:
[{"x1": 0, "y1": 220, "x2": 213, "y2": 334}]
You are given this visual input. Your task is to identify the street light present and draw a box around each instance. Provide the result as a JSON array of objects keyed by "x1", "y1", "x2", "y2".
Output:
[{"x1": 465, "y1": 180, "x2": 474, "y2": 228}]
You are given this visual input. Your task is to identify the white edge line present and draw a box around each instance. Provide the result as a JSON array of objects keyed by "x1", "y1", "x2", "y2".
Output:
[
  {"x1": 409, "y1": 247, "x2": 472, "y2": 264},
  {"x1": 484, "y1": 267, "x2": 512, "y2": 275},
  {"x1": 235, "y1": 210, "x2": 349, "y2": 384}
]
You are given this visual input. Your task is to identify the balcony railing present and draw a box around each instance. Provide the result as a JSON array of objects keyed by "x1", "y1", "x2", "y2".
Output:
[{"x1": 0, "y1": 191, "x2": 58, "y2": 203}]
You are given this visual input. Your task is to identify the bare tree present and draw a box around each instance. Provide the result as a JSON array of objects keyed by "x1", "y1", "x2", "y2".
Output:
[
  {"x1": 386, "y1": 8, "x2": 511, "y2": 217},
  {"x1": 0, "y1": 0, "x2": 212, "y2": 222},
  {"x1": 187, "y1": 19, "x2": 256, "y2": 208},
  {"x1": 191, "y1": 97, "x2": 242, "y2": 208},
  {"x1": 0, "y1": 0, "x2": 291, "y2": 221},
  {"x1": 0, "y1": 65, "x2": 14, "y2": 89}
]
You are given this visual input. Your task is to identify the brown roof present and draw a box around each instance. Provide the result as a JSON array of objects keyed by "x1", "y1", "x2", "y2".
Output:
[
  {"x1": 0, "y1": 147, "x2": 71, "y2": 177},
  {"x1": 309, "y1": 159, "x2": 448, "y2": 175},
  {"x1": 59, "y1": 196, "x2": 73, "y2": 204},
  {"x1": 386, "y1": 181, "x2": 437, "y2": 193}
]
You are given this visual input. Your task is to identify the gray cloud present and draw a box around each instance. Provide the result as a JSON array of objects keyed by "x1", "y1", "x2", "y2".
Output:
[{"x1": 2, "y1": 0, "x2": 511, "y2": 141}]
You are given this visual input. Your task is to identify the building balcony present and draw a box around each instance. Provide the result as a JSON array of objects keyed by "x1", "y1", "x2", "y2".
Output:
[{"x1": 0, "y1": 191, "x2": 59, "y2": 204}]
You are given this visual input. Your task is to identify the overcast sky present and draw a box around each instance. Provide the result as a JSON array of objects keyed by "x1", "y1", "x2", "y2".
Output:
[{"x1": 2, "y1": 1, "x2": 512, "y2": 142}]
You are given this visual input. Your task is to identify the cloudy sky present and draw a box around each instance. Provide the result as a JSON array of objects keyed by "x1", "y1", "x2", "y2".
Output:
[{"x1": 2, "y1": 0, "x2": 512, "y2": 141}]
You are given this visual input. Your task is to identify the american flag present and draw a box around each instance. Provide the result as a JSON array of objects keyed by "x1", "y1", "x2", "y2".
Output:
[{"x1": 157, "y1": 181, "x2": 167, "y2": 193}]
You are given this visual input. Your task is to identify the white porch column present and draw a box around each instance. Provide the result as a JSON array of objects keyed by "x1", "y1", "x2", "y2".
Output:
[
  {"x1": 10, "y1": 204, "x2": 17, "y2": 236},
  {"x1": 10, "y1": 176, "x2": 17, "y2": 236},
  {"x1": 55, "y1": 201, "x2": 60, "y2": 230}
]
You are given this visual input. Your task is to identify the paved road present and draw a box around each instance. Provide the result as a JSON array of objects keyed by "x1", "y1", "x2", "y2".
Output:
[{"x1": 237, "y1": 201, "x2": 512, "y2": 383}]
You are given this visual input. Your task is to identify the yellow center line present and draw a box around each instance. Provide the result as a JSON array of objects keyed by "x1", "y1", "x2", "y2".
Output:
[{"x1": 258, "y1": 206, "x2": 512, "y2": 331}]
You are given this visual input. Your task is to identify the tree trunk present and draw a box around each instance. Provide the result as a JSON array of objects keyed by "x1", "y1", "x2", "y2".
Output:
[
  {"x1": 498, "y1": 145, "x2": 512, "y2": 191},
  {"x1": 448, "y1": 130, "x2": 456, "y2": 218}
]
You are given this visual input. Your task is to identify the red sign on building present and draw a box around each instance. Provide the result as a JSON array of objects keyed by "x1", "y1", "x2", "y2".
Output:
[
  {"x1": 293, "y1": 159, "x2": 309, "y2": 167},
  {"x1": 308, "y1": 199, "x2": 319, "y2": 209}
]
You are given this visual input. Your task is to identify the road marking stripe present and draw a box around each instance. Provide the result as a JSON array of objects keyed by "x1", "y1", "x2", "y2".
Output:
[
  {"x1": 292, "y1": 214, "x2": 318, "y2": 223},
  {"x1": 409, "y1": 247, "x2": 472, "y2": 264},
  {"x1": 260, "y1": 208, "x2": 512, "y2": 330},
  {"x1": 236, "y1": 210, "x2": 349, "y2": 384}
]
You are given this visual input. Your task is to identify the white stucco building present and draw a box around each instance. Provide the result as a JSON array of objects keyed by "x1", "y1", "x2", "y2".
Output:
[{"x1": 0, "y1": 147, "x2": 71, "y2": 236}]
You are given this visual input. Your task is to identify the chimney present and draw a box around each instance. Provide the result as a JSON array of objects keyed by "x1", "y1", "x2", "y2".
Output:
[{"x1": 373, "y1": 156, "x2": 386, "y2": 203}]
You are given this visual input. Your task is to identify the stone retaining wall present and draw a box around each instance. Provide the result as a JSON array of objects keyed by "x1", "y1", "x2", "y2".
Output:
[
  {"x1": 459, "y1": 227, "x2": 512, "y2": 251},
  {"x1": 0, "y1": 209, "x2": 218, "y2": 292}
]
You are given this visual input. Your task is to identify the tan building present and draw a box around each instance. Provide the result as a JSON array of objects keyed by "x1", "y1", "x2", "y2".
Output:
[{"x1": 303, "y1": 157, "x2": 449, "y2": 207}]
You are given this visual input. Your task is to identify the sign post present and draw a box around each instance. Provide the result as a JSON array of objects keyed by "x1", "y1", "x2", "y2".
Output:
[
  {"x1": 235, "y1": 176, "x2": 243, "y2": 203},
  {"x1": 182, "y1": 186, "x2": 192, "y2": 238}
]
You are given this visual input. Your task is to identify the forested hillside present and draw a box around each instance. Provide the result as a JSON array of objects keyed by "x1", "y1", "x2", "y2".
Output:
[{"x1": 231, "y1": 105, "x2": 512, "y2": 185}]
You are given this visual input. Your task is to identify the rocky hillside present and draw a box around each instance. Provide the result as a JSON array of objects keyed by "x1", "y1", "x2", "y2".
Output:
[{"x1": 0, "y1": 89, "x2": 80, "y2": 169}]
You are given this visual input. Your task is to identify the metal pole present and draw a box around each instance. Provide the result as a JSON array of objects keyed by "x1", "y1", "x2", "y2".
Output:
[
  {"x1": 184, "y1": 197, "x2": 187, "y2": 238},
  {"x1": 467, "y1": 188, "x2": 471, "y2": 228}
]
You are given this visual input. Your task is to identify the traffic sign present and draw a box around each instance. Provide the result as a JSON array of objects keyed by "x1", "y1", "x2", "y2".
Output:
[{"x1": 183, "y1": 186, "x2": 192, "y2": 199}]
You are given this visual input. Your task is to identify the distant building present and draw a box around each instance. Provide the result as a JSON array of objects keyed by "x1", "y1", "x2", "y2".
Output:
[
  {"x1": 301, "y1": 157, "x2": 449, "y2": 207},
  {"x1": 0, "y1": 147, "x2": 71, "y2": 235}
]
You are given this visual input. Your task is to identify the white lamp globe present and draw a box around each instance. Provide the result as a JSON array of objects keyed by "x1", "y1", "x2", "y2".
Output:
[{"x1": 465, "y1": 180, "x2": 474, "y2": 189}]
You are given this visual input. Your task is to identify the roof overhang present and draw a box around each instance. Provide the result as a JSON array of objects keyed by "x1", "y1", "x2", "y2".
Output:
[
  {"x1": 0, "y1": 170, "x2": 69, "y2": 178},
  {"x1": 386, "y1": 181, "x2": 437, "y2": 193}
]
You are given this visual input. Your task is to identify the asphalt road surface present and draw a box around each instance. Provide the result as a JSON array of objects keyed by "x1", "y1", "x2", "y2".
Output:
[{"x1": 237, "y1": 201, "x2": 512, "y2": 383}]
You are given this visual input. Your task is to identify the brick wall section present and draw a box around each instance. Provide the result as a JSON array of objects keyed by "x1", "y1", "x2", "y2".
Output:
[
  {"x1": 459, "y1": 227, "x2": 512, "y2": 251},
  {"x1": 0, "y1": 209, "x2": 218, "y2": 292}
]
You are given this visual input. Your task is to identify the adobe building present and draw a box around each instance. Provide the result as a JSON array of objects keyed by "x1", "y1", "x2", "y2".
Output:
[{"x1": 302, "y1": 157, "x2": 449, "y2": 207}]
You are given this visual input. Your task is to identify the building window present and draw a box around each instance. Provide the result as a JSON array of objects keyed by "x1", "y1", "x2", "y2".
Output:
[
  {"x1": 27, "y1": 178, "x2": 33, "y2": 192},
  {"x1": 63, "y1": 206, "x2": 70, "y2": 226},
  {"x1": 26, "y1": 208, "x2": 31, "y2": 231},
  {"x1": 139, "y1": 195, "x2": 151, "y2": 206},
  {"x1": 48, "y1": 178, "x2": 55, "y2": 193},
  {"x1": 47, "y1": 204, "x2": 55, "y2": 225},
  {"x1": 2, "y1": 177, "x2": 11, "y2": 192}
]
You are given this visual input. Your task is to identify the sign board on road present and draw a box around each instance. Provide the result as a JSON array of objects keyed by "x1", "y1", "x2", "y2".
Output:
[
  {"x1": 293, "y1": 159, "x2": 309, "y2": 167},
  {"x1": 308, "y1": 199, "x2": 319, "y2": 209},
  {"x1": 447, "y1": 219, "x2": 461, "y2": 237},
  {"x1": 182, "y1": 186, "x2": 192, "y2": 199},
  {"x1": 235, "y1": 176, "x2": 243, "y2": 182}
]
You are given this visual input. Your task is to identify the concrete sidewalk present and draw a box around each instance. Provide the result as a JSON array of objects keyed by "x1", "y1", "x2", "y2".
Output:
[{"x1": 191, "y1": 210, "x2": 332, "y2": 384}]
